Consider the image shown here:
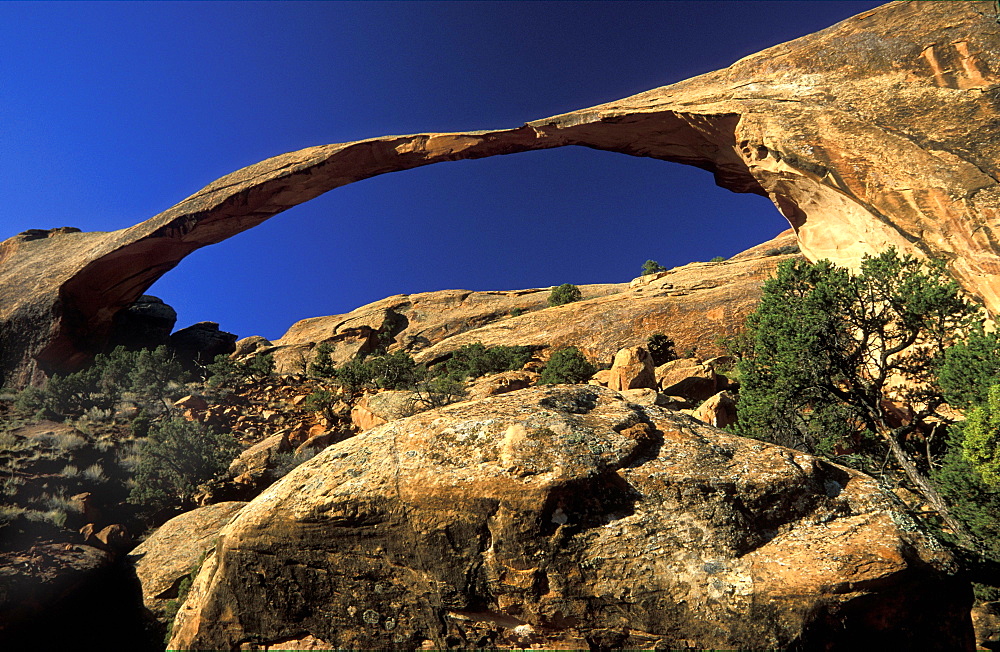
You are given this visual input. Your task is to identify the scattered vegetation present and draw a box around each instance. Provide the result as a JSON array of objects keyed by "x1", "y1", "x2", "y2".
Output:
[
  {"x1": 765, "y1": 244, "x2": 800, "y2": 256},
  {"x1": 438, "y1": 343, "x2": 533, "y2": 380},
  {"x1": 413, "y1": 374, "x2": 467, "y2": 410},
  {"x1": 303, "y1": 388, "x2": 339, "y2": 423},
  {"x1": 308, "y1": 342, "x2": 337, "y2": 378},
  {"x1": 709, "y1": 256, "x2": 726, "y2": 263},
  {"x1": 333, "y1": 350, "x2": 423, "y2": 395},
  {"x1": 548, "y1": 283, "x2": 583, "y2": 307},
  {"x1": 205, "y1": 351, "x2": 275, "y2": 387},
  {"x1": 14, "y1": 345, "x2": 188, "y2": 419}
]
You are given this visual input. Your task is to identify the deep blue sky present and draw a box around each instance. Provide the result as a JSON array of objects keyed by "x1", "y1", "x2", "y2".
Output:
[{"x1": 1, "y1": 1, "x2": 883, "y2": 341}]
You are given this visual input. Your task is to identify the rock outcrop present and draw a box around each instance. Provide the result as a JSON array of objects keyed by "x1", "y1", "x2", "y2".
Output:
[
  {"x1": 2, "y1": 2, "x2": 999, "y2": 387},
  {"x1": 106, "y1": 295, "x2": 177, "y2": 351},
  {"x1": 605, "y1": 346, "x2": 657, "y2": 391},
  {"x1": 168, "y1": 385, "x2": 974, "y2": 650},
  {"x1": 169, "y1": 321, "x2": 238, "y2": 366},
  {"x1": 129, "y1": 502, "x2": 247, "y2": 619},
  {"x1": 410, "y1": 250, "x2": 789, "y2": 368}
]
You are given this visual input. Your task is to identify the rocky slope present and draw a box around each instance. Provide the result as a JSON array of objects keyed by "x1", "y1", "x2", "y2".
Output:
[
  {"x1": 3, "y1": 1, "x2": 999, "y2": 388},
  {"x1": 168, "y1": 385, "x2": 974, "y2": 650},
  {"x1": 248, "y1": 230, "x2": 798, "y2": 373}
]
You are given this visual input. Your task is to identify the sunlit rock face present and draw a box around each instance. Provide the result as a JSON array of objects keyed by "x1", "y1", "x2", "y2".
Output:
[
  {"x1": 167, "y1": 386, "x2": 974, "y2": 650},
  {"x1": 2, "y1": 1, "x2": 999, "y2": 387},
  {"x1": 262, "y1": 232, "x2": 794, "y2": 374}
]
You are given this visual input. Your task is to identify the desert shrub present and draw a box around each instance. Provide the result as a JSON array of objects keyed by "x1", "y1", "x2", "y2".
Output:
[
  {"x1": 13, "y1": 386, "x2": 48, "y2": 417},
  {"x1": 548, "y1": 284, "x2": 583, "y2": 307},
  {"x1": 334, "y1": 356, "x2": 374, "y2": 395},
  {"x1": 510, "y1": 307, "x2": 525, "y2": 317},
  {"x1": 122, "y1": 346, "x2": 187, "y2": 412},
  {"x1": 641, "y1": 260, "x2": 667, "y2": 276},
  {"x1": 414, "y1": 375, "x2": 467, "y2": 409},
  {"x1": 709, "y1": 256, "x2": 726, "y2": 263},
  {"x1": 304, "y1": 389, "x2": 339, "y2": 423},
  {"x1": 245, "y1": 352, "x2": 275, "y2": 378},
  {"x1": 130, "y1": 410, "x2": 152, "y2": 439},
  {"x1": 334, "y1": 351, "x2": 423, "y2": 394},
  {"x1": 366, "y1": 351, "x2": 422, "y2": 390},
  {"x1": 442, "y1": 343, "x2": 534, "y2": 380},
  {"x1": 129, "y1": 419, "x2": 240, "y2": 513},
  {"x1": 646, "y1": 333, "x2": 676, "y2": 366},
  {"x1": 309, "y1": 342, "x2": 337, "y2": 378},
  {"x1": 33, "y1": 429, "x2": 85, "y2": 453},
  {"x1": 765, "y1": 244, "x2": 801, "y2": 256},
  {"x1": 539, "y1": 347, "x2": 597, "y2": 385},
  {"x1": 81, "y1": 463, "x2": 107, "y2": 485}
]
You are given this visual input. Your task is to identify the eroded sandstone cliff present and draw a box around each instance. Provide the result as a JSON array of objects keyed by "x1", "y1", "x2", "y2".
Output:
[{"x1": 2, "y1": 1, "x2": 998, "y2": 389}]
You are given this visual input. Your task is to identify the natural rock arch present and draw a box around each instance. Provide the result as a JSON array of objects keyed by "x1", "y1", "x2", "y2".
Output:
[{"x1": 2, "y1": 0, "x2": 999, "y2": 387}]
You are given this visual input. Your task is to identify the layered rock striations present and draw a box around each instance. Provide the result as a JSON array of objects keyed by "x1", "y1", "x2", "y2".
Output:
[
  {"x1": 168, "y1": 386, "x2": 974, "y2": 650},
  {"x1": 3, "y1": 1, "x2": 1000, "y2": 387}
]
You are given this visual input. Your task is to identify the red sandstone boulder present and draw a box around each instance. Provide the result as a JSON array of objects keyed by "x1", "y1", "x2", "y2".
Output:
[
  {"x1": 606, "y1": 346, "x2": 657, "y2": 391},
  {"x1": 656, "y1": 357, "x2": 719, "y2": 401}
]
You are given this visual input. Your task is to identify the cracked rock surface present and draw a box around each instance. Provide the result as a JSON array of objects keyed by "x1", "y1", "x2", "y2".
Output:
[{"x1": 169, "y1": 386, "x2": 973, "y2": 650}]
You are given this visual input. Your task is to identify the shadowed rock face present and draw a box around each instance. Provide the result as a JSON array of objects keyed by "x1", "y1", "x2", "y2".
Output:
[{"x1": 3, "y1": 1, "x2": 999, "y2": 387}]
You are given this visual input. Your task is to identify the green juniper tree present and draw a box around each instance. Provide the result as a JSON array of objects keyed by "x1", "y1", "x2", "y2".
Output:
[
  {"x1": 539, "y1": 347, "x2": 597, "y2": 385},
  {"x1": 641, "y1": 260, "x2": 667, "y2": 276},
  {"x1": 129, "y1": 418, "x2": 239, "y2": 513},
  {"x1": 735, "y1": 249, "x2": 980, "y2": 543},
  {"x1": 548, "y1": 284, "x2": 583, "y2": 307}
]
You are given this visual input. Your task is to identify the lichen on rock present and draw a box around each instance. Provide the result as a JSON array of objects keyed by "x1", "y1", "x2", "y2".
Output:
[{"x1": 169, "y1": 386, "x2": 973, "y2": 650}]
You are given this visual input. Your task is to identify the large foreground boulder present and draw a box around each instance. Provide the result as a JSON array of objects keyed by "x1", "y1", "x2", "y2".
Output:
[{"x1": 169, "y1": 386, "x2": 973, "y2": 650}]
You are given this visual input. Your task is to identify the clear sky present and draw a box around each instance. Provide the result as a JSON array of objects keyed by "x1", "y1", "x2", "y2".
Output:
[{"x1": 1, "y1": 1, "x2": 883, "y2": 341}]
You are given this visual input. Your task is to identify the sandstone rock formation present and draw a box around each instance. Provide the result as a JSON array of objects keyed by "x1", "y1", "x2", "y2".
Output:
[
  {"x1": 265, "y1": 283, "x2": 622, "y2": 373},
  {"x1": 169, "y1": 321, "x2": 238, "y2": 366},
  {"x1": 129, "y1": 501, "x2": 247, "y2": 619},
  {"x1": 606, "y1": 346, "x2": 657, "y2": 391},
  {"x1": 692, "y1": 390, "x2": 738, "y2": 429},
  {"x1": 409, "y1": 250, "x2": 789, "y2": 368},
  {"x1": 656, "y1": 357, "x2": 720, "y2": 402},
  {"x1": 2, "y1": 1, "x2": 998, "y2": 388},
  {"x1": 349, "y1": 390, "x2": 421, "y2": 432},
  {"x1": 168, "y1": 386, "x2": 973, "y2": 650},
  {"x1": 106, "y1": 295, "x2": 177, "y2": 351}
]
